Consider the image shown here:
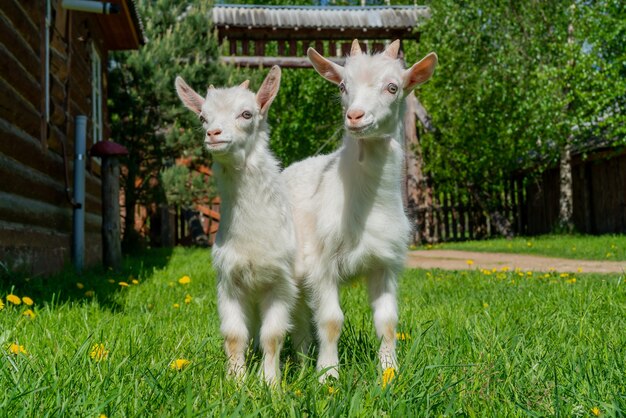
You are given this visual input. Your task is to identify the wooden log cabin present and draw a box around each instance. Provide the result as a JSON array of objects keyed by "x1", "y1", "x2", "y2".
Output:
[{"x1": 0, "y1": 0, "x2": 144, "y2": 275}]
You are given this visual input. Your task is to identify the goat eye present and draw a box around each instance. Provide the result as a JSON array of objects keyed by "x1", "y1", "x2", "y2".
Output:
[
  {"x1": 241, "y1": 110, "x2": 253, "y2": 119},
  {"x1": 387, "y1": 83, "x2": 398, "y2": 94},
  {"x1": 199, "y1": 115, "x2": 207, "y2": 124},
  {"x1": 339, "y1": 82, "x2": 346, "y2": 94}
]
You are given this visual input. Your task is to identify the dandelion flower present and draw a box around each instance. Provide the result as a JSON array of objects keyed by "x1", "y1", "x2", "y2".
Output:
[
  {"x1": 466, "y1": 259, "x2": 474, "y2": 266},
  {"x1": 560, "y1": 273, "x2": 569, "y2": 278},
  {"x1": 591, "y1": 406, "x2": 601, "y2": 416},
  {"x1": 501, "y1": 266, "x2": 510, "y2": 272},
  {"x1": 327, "y1": 385, "x2": 338, "y2": 394},
  {"x1": 118, "y1": 281, "x2": 129, "y2": 287},
  {"x1": 526, "y1": 271, "x2": 533, "y2": 276},
  {"x1": 173, "y1": 303, "x2": 180, "y2": 309},
  {"x1": 606, "y1": 252, "x2": 613, "y2": 258},
  {"x1": 382, "y1": 367, "x2": 396, "y2": 387},
  {"x1": 84, "y1": 290, "x2": 95, "y2": 297},
  {"x1": 170, "y1": 359, "x2": 191, "y2": 371},
  {"x1": 22, "y1": 296, "x2": 34, "y2": 306},
  {"x1": 526, "y1": 241, "x2": 533, "y2": 247},
  {"x1": 99, "y1": 414, "x2": 107, "y2": 418},
  {"x1": 23, "y1": 309, "x2": 35, "y2": 319},
  {"x1": 184, "y1": 295, "x2": 192, "y2": 304},
  {"x1": 89, "y1": 343, "x2": 109, "y2": 361},
  {"x1": 76, "y1": 282, "x2": 84, "y2": 290},
  {"x1": 577, "y1": 267, "x2": 583, "y2": 273},
  {"x1": 6, "y1": 294, "x2": 21, "y2": 305},
  {"x1": 132, "y1": 279, "x2": 139, "y2": 285},
  {"x1": 0, "y1": 298, "x2": 4, "y2": 310},
  {"x1": 294, "y1": 389, "x2": 303, "y2": 397},
  {"x1": 8, "y1": 343, "x2": 27, "y2": 355},
  {"x1": 483, "y1": 302, "x2": 489, "y2": 309},
  {"x1": 566, "y1": 278, "x2": 577, "y2": 284},
  {"x1": 178, "y1": 275, "x2": 191, "y2": 285},
  {"x1": 107, "y1": 279, "x2": 115, "y2": 284},
  {"x1": 396, "y1": 332, "x2": 411, "y2": 341}
]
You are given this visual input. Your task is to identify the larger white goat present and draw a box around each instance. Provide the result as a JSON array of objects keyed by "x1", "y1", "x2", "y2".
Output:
[
  {"x1": 283, "y1": 40, "x2": 437, "y2": 380},
  {"x1": 175, "y1": 66, "x2": 297, "y2": 385}
]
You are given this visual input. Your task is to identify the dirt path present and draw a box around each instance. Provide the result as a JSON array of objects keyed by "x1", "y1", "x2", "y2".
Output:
[{"x1": 406, "y1": 250, "x2": 626, "y2": 274}]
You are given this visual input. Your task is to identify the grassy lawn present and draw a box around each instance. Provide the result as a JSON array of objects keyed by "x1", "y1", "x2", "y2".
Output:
[
  {"x1": 422, "y1": 234, "x2": 626, "y2": 261},
  {"x1": 1, "y1": 247, "x2": 624, "y2": 416}
]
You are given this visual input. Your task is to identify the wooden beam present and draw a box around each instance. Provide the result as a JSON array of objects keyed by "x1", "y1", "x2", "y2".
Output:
[
  {"x1": 219, "y1": 55, "x2": 345, "y2": 68},
  {"x1": 215, "y1": 26, "x2": 418, "y2": 42}
]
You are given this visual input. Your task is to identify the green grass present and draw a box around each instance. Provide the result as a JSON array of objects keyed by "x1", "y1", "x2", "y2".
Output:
[
  {"x1": 422, "y1": 234, "x2": 626, "y2": 261},
  {"x1": 1, "y1": 247, "x2": 625, "y2": 416}
]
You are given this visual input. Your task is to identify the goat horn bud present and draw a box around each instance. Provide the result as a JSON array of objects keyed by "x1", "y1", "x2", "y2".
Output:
[
  {"x1": 384, "y1": 40, "x2": 401, "y2": 59},
  {"x1": 350, "y1": 39, "x2": 362, "y2": 56},
  {"x1": 239, "y1": 80, "x2": 250, "y2": 89}
]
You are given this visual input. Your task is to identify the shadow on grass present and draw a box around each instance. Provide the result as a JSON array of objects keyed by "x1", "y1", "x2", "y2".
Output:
[{"x1": 0, "y1": 247, "x2": 174, "y2": 311}]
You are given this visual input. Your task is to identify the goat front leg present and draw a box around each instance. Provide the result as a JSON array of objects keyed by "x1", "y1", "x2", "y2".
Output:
[
  {"x1": 259, "y1": 290, "x2": 292, "y2": 386},
  {"x1": 217, "y1": 284, "x2": 249, "y2": 380},
  {"x1": 312, "y1": 281, "x2": 344, "y2": 382},
  {"x1": 366, "y1": 267, "x2": 399, "y2": 371}
]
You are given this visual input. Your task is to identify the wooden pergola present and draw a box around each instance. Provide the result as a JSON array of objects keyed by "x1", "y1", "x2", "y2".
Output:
[
  {"x1": 212, "y1": 4, "x2": 433, "y2": 244},
  {"x1": 213, "y1": 4, "x2": 430, "y2": 68}
]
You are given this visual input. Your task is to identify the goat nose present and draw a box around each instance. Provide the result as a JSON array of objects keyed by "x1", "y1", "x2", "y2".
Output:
[
  {"x1": 347, "y1": 109, "x2": 365, "y2": 121},
  {"x1": 207, "y1": 129, "x2": 222, "y2": 137}
]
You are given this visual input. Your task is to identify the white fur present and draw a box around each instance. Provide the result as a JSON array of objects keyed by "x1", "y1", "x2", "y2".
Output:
[
  {"x1": 283, "y1": 41, "x2": 437, "y2": 381},
  {"x1": 175, "y1": 67, "x2": 296, "y2": 385}
]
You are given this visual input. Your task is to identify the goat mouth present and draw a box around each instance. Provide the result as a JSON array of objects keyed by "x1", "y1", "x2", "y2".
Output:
[
  {"x1": 346, "y1": 123, "x2": 374, "y2": 135},
  {"x1": 205, "y1": 140, "x2": 231, "y2": 147}
]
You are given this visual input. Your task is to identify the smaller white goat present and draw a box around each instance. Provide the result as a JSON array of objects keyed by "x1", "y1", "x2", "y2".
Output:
[
  {"x1": 175, "y1": 66, "x2": 297, "y2": 385},
  {"x1": 283, "y1": 40, "x2": 437, "y2": 381}
]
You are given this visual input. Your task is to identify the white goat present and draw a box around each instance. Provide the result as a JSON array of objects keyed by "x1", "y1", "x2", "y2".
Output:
[
  {"x1": 175, "y1": 66, "x2": 297, "y2": 385},
  {"x1": 283, "y1": 40, "x2": 437, "y2": 381}
]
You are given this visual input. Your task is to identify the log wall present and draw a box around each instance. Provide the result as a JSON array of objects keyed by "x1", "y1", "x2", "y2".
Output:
[{"x1": 0, "y1": 1, "x2": 109, "y2": 275}]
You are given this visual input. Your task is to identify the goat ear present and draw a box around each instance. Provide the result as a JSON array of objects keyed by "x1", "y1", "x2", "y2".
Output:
[
  {"x1": 350, "y1": 39, "x2": 362, "y2": 56},
  {"x1": 239, "y1": 80, "x2": 250, "y2": 89},
  {"x1": 175, "y1": 76, "x2": 204, "y2": 115},
  {"x1": 307, "y1": 47, "x2": 343, "y2": 85},
  {"x1": 256, "y1": 65, "x2": 281, "y2": 115},
  {"x1": 384, "y1": 40, "x2": 401, "y2": 59},
  {"x1": 403, "y1": 52, "x2": 438, "y2": 92}
]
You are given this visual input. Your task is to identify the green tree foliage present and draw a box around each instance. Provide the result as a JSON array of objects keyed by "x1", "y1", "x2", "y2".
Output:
[
  {"x1": 109, "y1": 1, "x2": 228, "y2": 247},
  {"x1": 415, "y1": 0, "x2": 625, "y2": 201}
]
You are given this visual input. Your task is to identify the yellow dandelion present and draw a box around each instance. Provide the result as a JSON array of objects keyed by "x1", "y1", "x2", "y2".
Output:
[
  {"x1": 483, "y1": 302, "x2": 489, "y2": 308},
  {"x1": 173, "y1": 303, "x2": 180, "y2": 309},
  {"x1": 591, "y1": 406, "x2": 601, "y2": 416},
  {"x1": 606, "y1": 252, "x2": 613, "y2": 258},
  {"x1": 501, "y1": 266, "x2": 510, "y2": 272},
  {"x1": 543, "y1": 273, "x2": 550, "y2": 278},
  {"x1": 84, "y1": 290, "x2": 95, "y2": 297},
  {"x1": 107, "y1": 279, "x2": 115, "y2": 284},
  {"x1": 526, "y1": 241, "x2": 533, "y2": 247},
  {"x1": 382, "y1": 367, "x2": 396, "y2": 387},
  {"x1": 466, "y1": 259, "x2": 474, "y2": 266},
  {"x1": 89, "y1": 343, "x2": 109, "y2": 361},
  {"x1": 577, "y1": 267, "x2": 583, "y2": 273},
  {"x1": 526, "y1": 271, "x2": 533, "y2": 276},
  {"x1": 170, "y1": 359, "x2": 191, "y2": 371},
  {"x1": 22, "y1": 296, "x2": 34, "y2": 306},
  {"x1": 6, "y1": 294, "x2": 21, "y2": 305},
  {"x1": 99, "y1": 414, "x2": 108, "y2": 418},
  {"x1": 8, "y1": 343, "x2": 27, "y2": 355},
  {"x1": 178, "y1": 275, "x2": 191, "y2": 285},
  {"x1": 0, "y1": 298, "x2": 4, "y2": 310},
  {"x1": 118, "y1": 281, "x2": 129, "y2": 287},
  {"x1": 294, "y1": 389, "x2": 303, "y2": 397},
  {"x1": 517, "y1": 272, "x2": 524, "y2": 277},
  {"x1": 548, "y1": 267, "x2": 555, "y2": 272},
  {"x1": 132, "y1": 279, "x2": 139, "y2": 285},
  {"x1": 76, "y1": 282, "x2": 84, "y2": 289},
  {"x1": 22, "y1": 309, "x2": 35, "y2": 319},
  {"x1": 396, "y1": 332, "x2": 411, "y2": 341},
  {"x1": 184, "y1": 295, "x2": 192, "y2": 304},
  {"x1": 327, "y1": 385, "x2": 338, "y2": 394},
  {"x1": 566, "y1": 278, "x2": 577, "y2": 284},
  {"x1": 560, "y1": 273, "x2": 569, "y2": 278}
]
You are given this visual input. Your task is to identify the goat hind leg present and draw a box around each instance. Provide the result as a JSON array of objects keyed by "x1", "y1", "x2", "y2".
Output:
[{"x1": 367, "y1": 268, "x2": 399, "y2": 371}]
